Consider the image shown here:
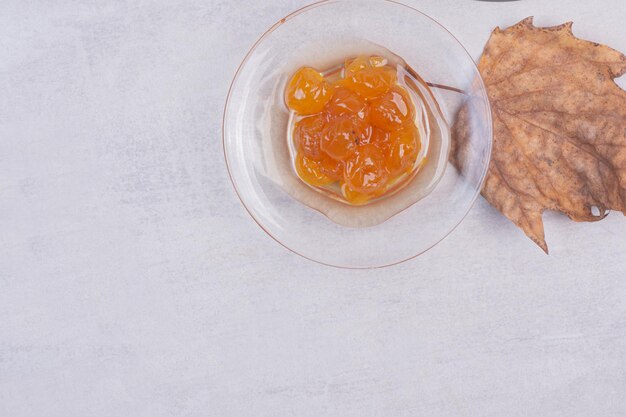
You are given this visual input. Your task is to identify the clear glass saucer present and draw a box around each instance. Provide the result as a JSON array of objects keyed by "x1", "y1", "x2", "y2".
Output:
[{"x1": 223, "y1": 0, "x2": 492, "y2": 268}]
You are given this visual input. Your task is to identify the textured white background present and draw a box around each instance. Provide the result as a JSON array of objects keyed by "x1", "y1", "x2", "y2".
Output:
[{"x1": 2, "y1": 0, "x2": 626, "y2": 416}]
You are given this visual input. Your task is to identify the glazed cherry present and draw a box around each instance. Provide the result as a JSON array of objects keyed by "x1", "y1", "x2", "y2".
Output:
[
  {"x1": 343, "y1": 144, "x2": 389, "y2": 194},
  {"x1": 385, "y1": 125, "x2": 421, "y2": 176},
  {"x1": 321, "y1": 116, "x2": 370, "y2": 161},
  {"x1": 342, "y1": 67, "x2": 395, "y2": 100},
  {"x1": 370, "y1": 86, "x2": 414, "y2": 130},
  {"x1": 341, "y1": 183, "x2": 375, "y2": 205},
  {"x1": 326, "y1": 87, "x2": 369, "y2": 120},
  {"x1": 318, "y1": 156, "x2": 343, "y2": 181},
  {"x1": 345, "y1": 56, "x2": 370, "y2": 74},
  {"x1": 295, "y1": 154, "x2": 334, "y2": 186},
  {"x1": 294, "y1": 114, "x2": 325, "y2": 160},
  {"x1": 285, "y1": 67, "x2": 332, "y2": 115}
]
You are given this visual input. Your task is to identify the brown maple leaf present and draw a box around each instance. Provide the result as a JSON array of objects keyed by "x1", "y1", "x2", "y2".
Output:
[{"x1": 453, "y1": 17, "x2": 626, "y2": 253}]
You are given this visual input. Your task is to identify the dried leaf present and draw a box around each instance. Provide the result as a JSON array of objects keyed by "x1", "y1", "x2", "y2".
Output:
[{"x1": 454, "y1": 17, "x2": 626, "y2": 252}]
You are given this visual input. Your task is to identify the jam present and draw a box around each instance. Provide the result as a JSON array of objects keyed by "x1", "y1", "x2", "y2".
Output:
[{"x1": 285, "y1": 55, "x2": 424, "y2": 205}]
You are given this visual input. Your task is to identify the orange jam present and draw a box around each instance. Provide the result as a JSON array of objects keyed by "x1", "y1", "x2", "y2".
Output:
[{"x1": 285, "y1": 55, "x2": 422, "y2": 205}]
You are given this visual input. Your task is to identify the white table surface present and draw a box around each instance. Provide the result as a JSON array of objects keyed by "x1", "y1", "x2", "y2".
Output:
[{"x1": 2, "y1": 0, "x2": 626, "y2": 416}]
